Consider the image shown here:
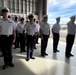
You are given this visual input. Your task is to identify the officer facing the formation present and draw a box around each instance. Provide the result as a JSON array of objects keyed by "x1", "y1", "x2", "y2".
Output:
[
  {"x1": 65, "y1": 16, "x2": 76, "y2": 58},
  {"x1": 0, "y1": 7, "x2": 16, "y2": 69},
  {"x1": 40, "y1": 15, "x2": 50, "y2": 57},
  {"x1": 52, "y1": 17, "x2": 61, "y2": 53},
  {"x1": 17, "y1": 17, "x2": 26, "y2": 53},
  {"x1": 24, "y1": 14, "x2": 36, "y2": 61}
]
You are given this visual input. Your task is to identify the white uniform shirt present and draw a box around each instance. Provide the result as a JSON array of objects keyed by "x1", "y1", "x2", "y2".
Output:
[
  {"x1": 0, "y1": 18, "x2": 15, "y2": 35},
  {"x1": 24, "y1": 22, "x2": 36, "y2": 35},
  {"x1": 17, "y1": 23, "x2": 25, "y2": 33},
  {"x1": 14, "y1": 22, "x2": 19, "y2": 29},
  {"x1": 35, "y1": 24, "x2": 40, "y2": 32},
  {"x1": 40, "y1": 22, "x2": 50, "y2": 35},
  {"x1": 67, "y1": 21, "x2": 76, "y2": 35},
  {"x1": 52, "y1": 23, "x2": 61, "y2": 33}
]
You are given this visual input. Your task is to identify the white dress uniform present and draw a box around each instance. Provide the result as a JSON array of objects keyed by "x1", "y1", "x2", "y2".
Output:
[
  {"x1": 25, "y1": 22, "x2": 36, "y2": 36},
  {"x1": 35, "y1": 23, "x2": 40, "y2": 32},
  {"x1": 0, "y1": 18, "x2": 15, "y2": 66},
  {"x1": 14, "y1": 22, "x2": 19, "y2": 29},
  {"x1": 65, "y1": 21, "x2": 76, "y2": 58},
  {"x1": 52, "y1": 23, "x2": 61, "y2": 33},
  {"x1": 0, "y1": 18, "x2": 15, "y2": 36},
  {"x1": 17, "y1": 23, "x2": 25, "y2": 33},
  {"x1": 24, "y1": 22, "x2": 36, "y2": 59},
  {"x1": 52, "y1": 23, "x2": 61, "y2": 52},
  {"x1": 17, "y1": 23, "x2": 26, "y2": 52},
  {"x1": 40, "y1": 22, "x2": 50, "y2": 35},
  {"x1": 40, "y1": 22, "x2": 50, "y2": 56},
  {"x1": 67, "y1": 21, "x2": 76, "y2": 35}
]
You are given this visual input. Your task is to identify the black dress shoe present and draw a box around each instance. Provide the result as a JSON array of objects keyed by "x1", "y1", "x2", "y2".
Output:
[
  {"x1": 53, "y1": 51, "x2": 57, "y2": 53},
  {"x1": 30, "y1": 57, "x2": 35, "y2": 59},
  {"x1": 44, "y1": 53, "x2": 48, "y2": 56},
  {"x1": 2, "y1": 65, "x2": 8, "y2": 70},
  {"x1": 0, "y1": 54, "x2": 3, "y2": 57},
  {"x1": 14, "y1": 47, "x2": 17, "y2": 49},
  {"x1": 17, "y1": 46, "x2": 20, "y2": 48},
  {"x1": 36, "y1": 42, "x2": 39, "y2": 44},
  {"x1": 16, "y1": 45, "x2": 20, "y2": 48},
  {"x1": 23, "y1": 50, "x2": 26, "y2": 52},
  {"x1": 34, "y1": 47, "x2": 37, "y2": 49},
  {"x1": 70, "y1": 53, "x2": 74, "y2": 57},
  {"x1": 56, "y1": 50, "x2": 60, "y2": 52},
  {"x1": 26, "y1": 58, "x2": 29, "y2": 61},
  {"x1": 41, "y1": 54, "x2": 45, "y2": 57},
  {"x1": 66, "y1": 55, "x2": 70, "y2": 58},
  {"x1": 8, "y1": 63, "x2": 14, "y2": 67},
  {"x1": 20, "y1": 51, "x2": 23, "y2": 53}
]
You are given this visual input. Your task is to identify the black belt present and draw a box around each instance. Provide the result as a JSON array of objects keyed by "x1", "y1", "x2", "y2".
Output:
[
  {"x1": 27, "y1": 34, "x2": 34, "y2": 37},
  {"x1": 1, "y1": 35, "x2": 13, "y2": 37}
]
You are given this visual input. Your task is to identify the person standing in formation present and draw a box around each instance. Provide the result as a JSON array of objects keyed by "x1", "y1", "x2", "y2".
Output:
[
  {"x1": 65, "y1": 16, "x2": 76, "y2": 58},
  {"x1": 52, "y1": 17, "x2": 61, "y2": 53},
  {"x1": 17, "y1": 17, "x2": 26, "y2": 53},
  {"x1": 0, "y1": 7, "x2": 16, "y2": 70},
  {"x1": 40, "y1": 15, "x2": 50, "y2": 57},
  {"x1": 24, "y1": 14, "x2": 36, "y2": 61}
]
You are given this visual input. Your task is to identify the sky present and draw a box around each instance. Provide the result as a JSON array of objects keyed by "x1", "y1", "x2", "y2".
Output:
[{"x1": 47, "y1": 0, "x2": 76, "y2": 24}]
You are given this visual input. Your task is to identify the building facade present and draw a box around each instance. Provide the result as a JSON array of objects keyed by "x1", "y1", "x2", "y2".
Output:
[{"x1": 0, "y1": 0, "x2": 47, "y2": 21}]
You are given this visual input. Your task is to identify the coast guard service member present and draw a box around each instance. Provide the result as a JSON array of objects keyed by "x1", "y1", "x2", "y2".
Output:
[
  {"x1": 40, "y1": 15, "x2": 50, "y2": 57},
  {"x1": 17, "y1": 18, "x2": 26, "y2": 53},
  {"x1": 65, "y1": 16, "x2": 76, "y2": 58},
  {"x1": 24, "y1": 14, "x2": 36, "y2": 61},
  {"x1": 52, "y1": 17, "x2": 61, "y2": 53},
  {"x1": 0, "y1": 7, "x2": 16, "y2": 69}
]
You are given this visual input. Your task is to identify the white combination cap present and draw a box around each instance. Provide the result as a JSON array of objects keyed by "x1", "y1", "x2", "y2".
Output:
[
  {"x1": 43, "y1": 15, "x2": 48, "y2": 19},
  {"x1": 56, "y1": 17, "x2": 60, "y2": 20},
  {"x1": 1, "y1": 7, "x2": 9, "y2": 12},
  {"x1": 70, "y1": 15, "x2": 76, "y2": 19}
]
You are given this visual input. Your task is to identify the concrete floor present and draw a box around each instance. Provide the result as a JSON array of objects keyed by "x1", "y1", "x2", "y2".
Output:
[{"x1": 0, "y1": 39, "x2": 76, "y2": 75}]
